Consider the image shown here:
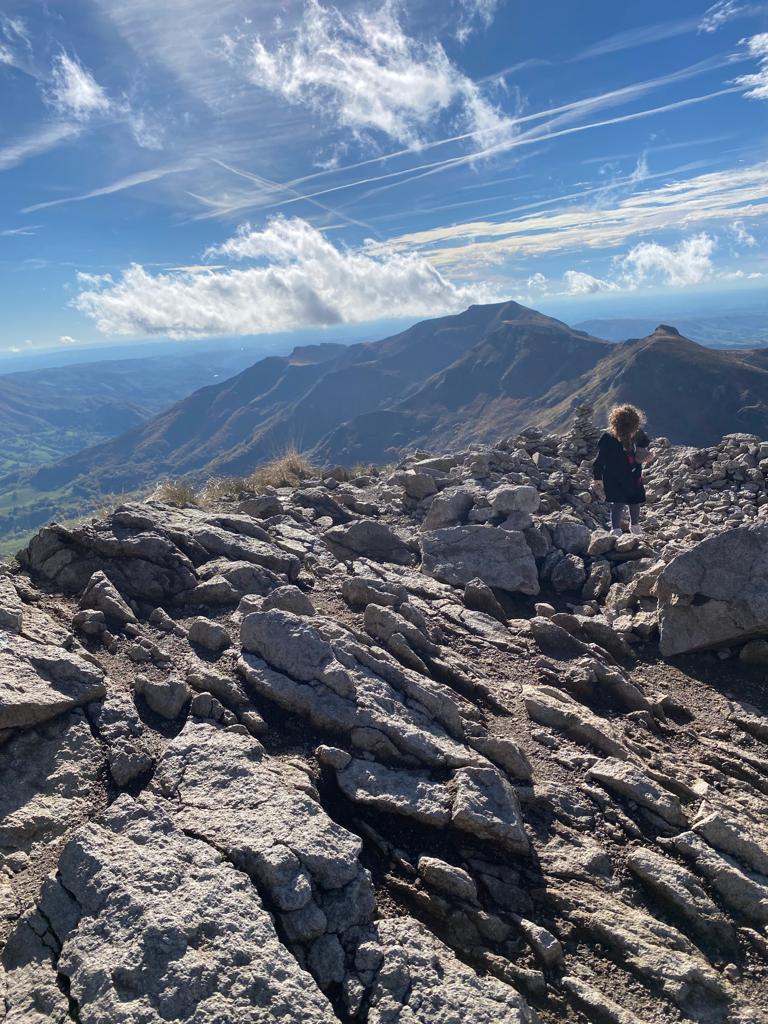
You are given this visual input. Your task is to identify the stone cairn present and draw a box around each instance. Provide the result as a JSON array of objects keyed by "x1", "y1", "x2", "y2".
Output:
[{"x1": 559, "y1": 402, "x2": 601, "y2": 464}]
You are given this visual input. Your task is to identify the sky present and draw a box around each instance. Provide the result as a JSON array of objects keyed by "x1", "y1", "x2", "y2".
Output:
[{"x1": 0, "y1": 0, "x2": 767, "y2": 356}]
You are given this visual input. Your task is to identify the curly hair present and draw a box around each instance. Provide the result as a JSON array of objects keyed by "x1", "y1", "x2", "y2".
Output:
[{"x1": 608, "y1": 403, "x2": 645, "y2": 445}]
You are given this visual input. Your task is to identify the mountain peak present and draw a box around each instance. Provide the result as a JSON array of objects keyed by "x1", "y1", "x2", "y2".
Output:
[{"x1": 653, "y1": 324, "x2": 682, "y2": 337}]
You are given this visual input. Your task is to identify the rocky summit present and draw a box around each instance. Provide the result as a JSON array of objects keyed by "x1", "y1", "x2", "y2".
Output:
[{"x1": 2, "y1": 416, "x2": 768, "y2": 1024}]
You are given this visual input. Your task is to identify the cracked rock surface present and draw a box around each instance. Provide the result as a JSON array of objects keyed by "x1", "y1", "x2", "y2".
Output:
[{"x1": 3, "y1": 418, "x2": 768, "y2": 1023}]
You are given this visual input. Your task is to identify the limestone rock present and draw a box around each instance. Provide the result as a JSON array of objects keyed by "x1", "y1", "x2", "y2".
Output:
[
  {"x1": 324, "y1": 520, "x2": 414, "y2": 565},
  {"x1": 79, "y1": 569, "x2": 136, "y2": 625},
  {"x1": 0, "y1": 635, "x2": 106, "y2": 731},
  {"x1": 188, "y1": 616, "x2": 232, "y2": 652},
  {"x1": 0, "y1": 576, "x2": 23, "y2": 633},
  {"x1": 587, "y1": 757, "x2": 688, "y2": 827},
  {"x1": 263, "y1": 585, "x2": 316, "y2": 616},
  {"x1": 658, "y1": 524, "x2": 768, "y2": 655},
  {"x1": 421, "y1": 526, "x2": 539, "y2": 595},
  {"x1": 2, "y1": 796, "x2": 339, "y2": 1023},
  {"x1": 134, "y1": 673, "x2": 191, "y2": 720}
]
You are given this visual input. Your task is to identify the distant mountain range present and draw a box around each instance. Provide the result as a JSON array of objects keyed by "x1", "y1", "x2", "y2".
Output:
[
  {"x1": 0, "y1": 347, "x2": 269, "y2": 479},
  {"x1": 574, "y1": 312, "x2": 768, "y2": 348},
  {"x1": 2, "y1": 300, "x2": 768, "y2": 550}
]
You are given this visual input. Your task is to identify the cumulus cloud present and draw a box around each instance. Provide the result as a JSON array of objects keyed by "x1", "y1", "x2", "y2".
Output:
[
  {"x1": 620, "y1": 233, "x2": 716, "y2": 288},
  {"x1": 237, "y1": 0, "x2": 511, "y2": 149},
  {"x1": 736, "y1": 33, "x2": 768, "y2": 100},
  {"x1": 731, "y1": 219, "x2": 757, "y2": 246},
  {"x1": 59, "y1": 335, "x2": 77, "y2": 345},
  {"x1": 699, "y1": 0, "x2": 744, "y2": 33},
  {"x1": 563, "y1": 270, "x2": 617, "y2": 294},
  {"x1": 46, "y1": 53, "x2": 111, "y2": 119},
  {"x1": 74, "y1": 216, "x2": 497, "y2": 337}
]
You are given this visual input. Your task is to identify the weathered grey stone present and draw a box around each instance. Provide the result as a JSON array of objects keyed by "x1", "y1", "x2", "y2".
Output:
[
  {"x1": 337, "y1": 758, "x2": 452, "y2": 826},
  {"x1": 2, "y1": 796, "x2": 339, "y2": 1023},
  {"x1": 551, "y1": 519, "x2": 591, "y2": 554},
  {"x1": 239, "y1": 610, "x2": 478, "y2": 769},
  {"x1": 86, "y1": 691, "x2": 152, "y2": 787},
  {"x1": 627, "y1": 847, "x2": 736, "y2": 949},
  {"x1": 551, "y1": 881, "x2": 727, "y2": 1008},
  {"x1": 450, "y1": 766, "x2": 529, "y2": 853},
  {"x1": 0, "y1": 635, "x2": 106, "y2": 731},
  {"x1": 324, "y1": 520, "x2": 414, "y2": 565},
  {"x1": 523, "y1": 686, "x2": 628, "y2": 759},
  {"x1": 692, "y1": 804, "x2": 768, "y2": 876},
  {"x1": 238, "y1": 494, "x2": 284, "y2": 518},
  {"x1": 423, "y1": 486, "x2": 476, "y2": 530},
  {"x1": 79, "y1": 570, "x2": 136, "y2": 625},
  {"x1": 463, "y1": 578, "x2": 507, "y2": 624},
  {"x1": 562, "y1": 975, "x2": 654, "y2": 1024},
  {"x1": 365, "y1": 917, "x2": 535, "y2": 1024},
  {"x1": 658, "y1": 525, "x2": 768, "y2": 655},
  {"x1": 341, "y1": 576, "x2": 407, "y2": 609},
  {"x1": 418, "y1": 856, "x2": 478, "y2": 902},
  {"x1": 0, "y1": 713, "x2": 103, "y2": 860},
  {"x1": 0, "y1": 576, "x2": 23, "y2": 633},
  {"x1": 587, "y1": 758, "x2": 687, "y2": 827},
  {"x1": 669, "y1": 830, "x2": 768, "y2": 925},
  {"x1": 152, "y1": 719, "x2": 374, "y2": 981},
  {"x1": 487, "y1": 484, "x2": 539, "y2": 515},
  {"x1": 551, "y1": 553, "x2": 587, "y2": 593},
  {"x1": 421, "y1": 526, "x2": 539, "y2": 595},
  {"x1": 134, "y1": 673, "x2": 191, "y2": 720},
  {"x1": 188, "y1": 616, "x2": 232, "y2": 652},
  {"x1": 739, "y1": 639, "x2": 768, "y2": 665},
  {"x1": 263, "y1": 585, "x2": 316, "y2": 616}
]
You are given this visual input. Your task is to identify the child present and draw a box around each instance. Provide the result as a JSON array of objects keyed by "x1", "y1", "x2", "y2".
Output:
[{"x1": 591, "y1": 404, "x2": 652, "y2": 536}]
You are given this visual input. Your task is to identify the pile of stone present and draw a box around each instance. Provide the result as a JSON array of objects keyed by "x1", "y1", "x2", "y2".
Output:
[
  {"x1": 2, "y1": 421, "x2": 768, "y2": 1024},
  {"x1": 557, "y1": 402, "x2": 602, "y2": 464}
]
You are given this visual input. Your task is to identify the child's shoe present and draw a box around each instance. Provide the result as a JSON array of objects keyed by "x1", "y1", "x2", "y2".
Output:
[
  {"x1": 630, "y1": 524, "x2": 643, "y2": 536},
  {"x1": 610, "y1": 528, "x2": 623, "y2": 537}
]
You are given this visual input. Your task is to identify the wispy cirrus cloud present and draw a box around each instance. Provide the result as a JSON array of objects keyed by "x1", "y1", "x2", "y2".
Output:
[
  {"x1": 21, "y1": 162, "x2": 196, "y2": 213},
  {"x1": 0, "y1": 122, "x2": 81, "y2": 172},
  {"x1": 74, "y1": 215, "x2": 496, "y2": 337},
  {"x1": 455, "y1": 0, "x2": 504, "y2": 43},
  {"x1": 699, "y1": 1, "x2": 746, "y2": 33},
  {"x1": 736, "y1": 33, "x2": 768, "y2": 99},
  {"x1": 374, "y1": 161, "x2": 768, "y2": 270},
  {"x1": 45, "y1": 52, "x2": 111, "y2": 119},
  {"x1": 230, "y1": 0, "x2": 512, "y2": 151}
]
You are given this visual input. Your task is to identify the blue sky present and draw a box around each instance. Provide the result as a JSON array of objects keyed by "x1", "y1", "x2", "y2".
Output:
[{"x1": 0, "y1": 0, "x2": 766, "y2": 354}]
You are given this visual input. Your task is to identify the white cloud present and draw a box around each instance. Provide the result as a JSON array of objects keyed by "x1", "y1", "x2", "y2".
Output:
[
  {"x1": 237, "y1": 0, "x2": 511, "y2": 150},
  {"x1": 59, "y1": 335, "x2": 77, "y2": 345},
  {"x1": 456, "y1": 0, "x2": 503, "y2": 43},
  {"x1": 563, "y1": 270, "x2": 617, "y2": 294},
  {"x1": 736, "y1": 33, "x2": 768, "y2": 100},
  {"x1": 731, "y1": 219, "x2": 757, "y2": 246},
  {"x1": 46, "y1": 53, "x2": 111, "y2": 120},
  {"x1": 699, "y1": 1, "x2": 744, "y2": 33},
  {"x1": 620, "y1": 233, "x2": 716, "y2": 288},
  {"x1": 375, "y1": 162, "x2": 768, "y2": 271},
  {"x1": 74, "y1": 215, "x2": 497, "y2": 337},
  {"x1": 0, "y1": 122, "x2": 81, "y2": 171}
]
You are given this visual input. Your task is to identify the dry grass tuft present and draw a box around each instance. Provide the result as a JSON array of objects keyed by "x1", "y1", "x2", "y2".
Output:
[
  {"x1": 149, "y1": 479, "x2": 200, "y2": 507},
  {"x1": 245, "y1": 447, "x2": 316, "y2": 491}
]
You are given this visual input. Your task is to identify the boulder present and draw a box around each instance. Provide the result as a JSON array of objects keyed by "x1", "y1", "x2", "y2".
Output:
[
  {"x1": 0, "y1": 636, "x2": 106, "y2": 731},
  {"x1": 551, "y1": 519, "x2": 591, "y2": 554},
  {"x1": 263, "y1": 585, "x2": 316, "y2": 616},
  {"x1": 188, "y1": 616, "x2": 233, "y2": 652},
  {"x1": 487, "y1": 484, "x2": 539, "y2": 515},
  {"x1": 134, "y1": 674, "x2": 191, "y2": 720},
  {"x1": 0, "y1": 576, "x2": 23, "y2": 633},
  {"x1": 324, "y1": 520, "x2": 414, "y2": 565},
  {"x1": 423, "y1": 486, "x2": 476, "y2": 529},
  {"x1": 658, "y1": 525, "x2": 768, "y2": 655},
  {"x1": 420, "y1": 526, "x2": 539, "y2": 595},
  {"x1": 79, "y1": 570, "x2": 136, "y2": 625}
]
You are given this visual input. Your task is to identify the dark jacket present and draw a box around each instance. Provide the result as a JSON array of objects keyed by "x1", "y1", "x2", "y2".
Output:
[{"x1": 592, "y1": 430, "x2": 649, "y2": 504}]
